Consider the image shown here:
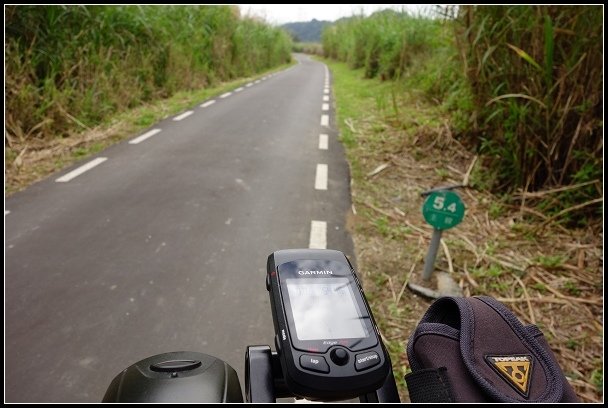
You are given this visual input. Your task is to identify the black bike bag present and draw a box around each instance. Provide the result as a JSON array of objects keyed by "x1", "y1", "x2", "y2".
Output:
[{"x1": 405, "y1": 296, "x2": 579, "y2": 402}]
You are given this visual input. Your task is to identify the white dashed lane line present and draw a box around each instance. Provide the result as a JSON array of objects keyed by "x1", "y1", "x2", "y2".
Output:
[
  {"x1": 323, "y1": 95, "x2": 329, "y2": 102},
  {"x1": 55, "y1": 157, "x2": 108, "y2": 183},
  {"x1": 49, "y1": 67, "x2": 298, "y2": 189},
  {"x1": 319, "y1": 134, "x2": 328, "y2": 150},
  {"x1": 315, "y1": 164, "x2": 328, "y2": 190},
  {"x1": 200, "y1": 100, "x2": 216, "y2": 108},
  {"x1": 321, "y1": 115, "x2": 329, "y2": 127},
  {"x1": 322, "y1": 103, "x2": 329, "y2": 111},
  {"x1": 173, "y1": 111, "x2": 194, "y2": 121},
  {"x1": 323, "y1": 89, "x2": 329, "y2": 95},
  {"x1": 309, "y1": 220, "x2": 327, "y2": 249},
  {"x1": 129, "y1": 128, "x2": 162, "y2": 145}
]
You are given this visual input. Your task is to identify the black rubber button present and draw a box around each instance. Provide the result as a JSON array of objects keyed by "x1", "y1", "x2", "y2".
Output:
[
  {"x1": 300, "y1": 355, "x2": 329, "y2": 373},
  {"x1": 354, "y1": 351, "x2": 380, "y2": 371},
  {"x1": 330, "y1": 348, "x2": 349, "y2": 366}
]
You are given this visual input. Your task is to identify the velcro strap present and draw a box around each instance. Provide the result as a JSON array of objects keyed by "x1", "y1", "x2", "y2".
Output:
[{"x1": 404, "y1": 367, "x2": 454, "y2": 403}]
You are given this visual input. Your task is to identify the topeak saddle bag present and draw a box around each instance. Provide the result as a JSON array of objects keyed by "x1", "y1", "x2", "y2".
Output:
[{"x1": 405, "y1": 296, "x2": 579, "y2": 402}]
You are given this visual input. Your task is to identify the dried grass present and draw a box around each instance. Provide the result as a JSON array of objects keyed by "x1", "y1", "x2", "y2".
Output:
[{"x1": 344, "y1": 92, "x2": 602, "y2": 402}]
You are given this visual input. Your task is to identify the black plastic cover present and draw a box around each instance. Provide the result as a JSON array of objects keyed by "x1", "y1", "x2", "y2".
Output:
[{"x1": 102, "y1": 351, "x2": 243, "y2": 403}]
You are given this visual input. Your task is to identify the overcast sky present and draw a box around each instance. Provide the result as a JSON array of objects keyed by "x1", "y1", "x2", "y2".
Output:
[{"x1": 237, "y1": 4, "x2": 431, "y2": 25}]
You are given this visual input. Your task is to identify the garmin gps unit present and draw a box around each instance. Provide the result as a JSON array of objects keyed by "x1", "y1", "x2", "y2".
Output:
[{"x1": 266, "y1": 249, "x2": 391, "y2": 400}]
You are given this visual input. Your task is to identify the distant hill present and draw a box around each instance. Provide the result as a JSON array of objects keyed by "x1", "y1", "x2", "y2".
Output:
[{"x1": 281, "y1": 19, "x2": 332, "y2": 43}]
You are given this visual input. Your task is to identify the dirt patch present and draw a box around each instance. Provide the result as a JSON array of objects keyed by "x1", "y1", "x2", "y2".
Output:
[{"x1": 342, "y1": 102, "x2": 603, "y2": 402}]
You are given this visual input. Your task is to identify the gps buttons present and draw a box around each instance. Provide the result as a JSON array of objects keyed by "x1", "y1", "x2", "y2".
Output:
[
  {"x1": 330, "y1": 348, "x2": 349, "y2": 366},
  {"x1": 354, "y1": 351, "x2": 380, "y2": 371},
  {"x1": 300, "y1": 355, "x2": 330, "y2": 374}
]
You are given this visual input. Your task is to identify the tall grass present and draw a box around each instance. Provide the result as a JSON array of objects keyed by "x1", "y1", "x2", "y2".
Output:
[
  {"x1": 322, "y1": 10, "x2": 446, "y2": 81},
  {"x1": 456, "y1": 6, "x2": 602, "y2": 222},
  {"x1": 322, "y1": 6, "x2": 602, "y2": 225},
  {"x1": 322, "y1": 9, "x2": 470, "y2": 130},
  {"x1": 5, "y1": 5, "x2": 292, "y2": 142}
]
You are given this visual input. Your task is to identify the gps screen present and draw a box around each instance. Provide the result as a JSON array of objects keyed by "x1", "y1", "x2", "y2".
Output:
[{"x1": 286, "y1": 278, "x2": 368, "y2": 341}]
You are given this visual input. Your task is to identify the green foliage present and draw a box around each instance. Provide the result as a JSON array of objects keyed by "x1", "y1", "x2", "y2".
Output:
[
  {"x1": 375, "y1": 216, "x2": 390, "y2": 236},
  {"x1": 322, "y1": 6, "x2": 602, "y2": 227},
  {"x1": 292, "y1": 42, "x2": 323, "y2": 55},
  {"x1": 434, "y1": 168, "x2": 449, "y2": 180},
  {"x1": 322, "y1": 10, "x2": 446, "y2": 81},
  {"x1": 457, "y1": 6, "x2": 602, "y2": 222},
  {"x1": 534, "y1": 254, "x2": 565, "y2": 269},
  {"x1": 566, "y1": 339, "x2": 579, "y2": 350},
  {"x1": 5, "y1": 5, "x2": 292, "y2": 141},
  {"x1": 471, "y1": 264, "x2": 503, "y2": 278},
  {"x1": 562, "y1": 280, "x2": 581, "y2": 297},
  {"x1": 488, "y1": 202, "x2": 504, "y2": 219},
  {"x1": 282, "y1": 19, "x2": 331, "y2": 43},
  {"x1": 531, "y1": 282, "x2": 547, "y2": 293},
  {"x1": 591, "y1": 369, "x2": 602, "y2": 392}
]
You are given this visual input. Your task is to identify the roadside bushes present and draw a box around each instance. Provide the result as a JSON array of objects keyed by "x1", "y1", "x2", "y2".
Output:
[
  {"x1": 5, "y1": 5, "x2": 292, "y2": 142},
  {"x1": 322, "y1": 6, "x2": 602, "y2": 225},
  {"x1": 457, "y1": 6, "x2": 602, "y2": 223}
]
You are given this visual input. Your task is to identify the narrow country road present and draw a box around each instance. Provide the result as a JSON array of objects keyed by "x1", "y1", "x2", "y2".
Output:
[{"x1": 5, "y1": 54, "x2": 355, "y2": 402}]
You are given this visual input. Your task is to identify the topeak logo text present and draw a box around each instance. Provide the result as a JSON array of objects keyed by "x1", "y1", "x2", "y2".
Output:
[
  {"x1": 298, "y1": 270, "x2": 333, "y2": 275},
  {"x1": 485, "y1": 354, "x2": 533, "y2": 398}
]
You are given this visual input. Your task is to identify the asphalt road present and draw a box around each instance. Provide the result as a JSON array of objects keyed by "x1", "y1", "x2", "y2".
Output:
[{"x1": 5, "y1": 54, "x2": 355, "y2": 402}]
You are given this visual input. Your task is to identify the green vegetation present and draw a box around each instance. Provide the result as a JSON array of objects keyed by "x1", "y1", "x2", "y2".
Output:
[
  {"x1": 591, "y1": 368, "x2": 602, "y2": 393},
  {"x1": 323, "y1": 10, "x2": 449, "y2": 82},
  {"x1": 458, "y1": 6, "x2": 602, "y2": 223},
  {"x1": 5, "y1": 60, "x2": 293, "y2": 195},
  {"x1": 321, "y1": 7, "x2": 602, "y2": 402},
  {"x1": 322, "y1": 6, "x2": 602, "y2": 226},
  {"x1": 282, "y1": 19, "x2": 331, "y2": 43},
  {"x1": 5, "y1": 5, "x2": 292, "y2": 143},
  {"x1": 534, "y1": 254, "x2": 566, "y2": 269},
  {"x1": 291, "y1": 42, "x2": 323, "y2": 56}
]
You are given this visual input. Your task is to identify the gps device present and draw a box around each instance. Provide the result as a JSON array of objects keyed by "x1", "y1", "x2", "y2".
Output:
[{"x1": 266, "y1": 249, "x2": 391, "y2": 400}]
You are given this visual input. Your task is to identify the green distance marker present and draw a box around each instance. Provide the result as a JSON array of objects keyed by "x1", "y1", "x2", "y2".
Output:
[
  {"x1": 422, "y1": 190, "x2": 465, "y2": 230},
  {"x1": 421, "y1": 190, "x2": 465, "y2": 280}
]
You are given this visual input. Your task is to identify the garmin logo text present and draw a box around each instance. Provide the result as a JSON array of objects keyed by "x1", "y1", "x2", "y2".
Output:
[{"x1": 298, "y1": 270, "x2": 333, "y2": 275}]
